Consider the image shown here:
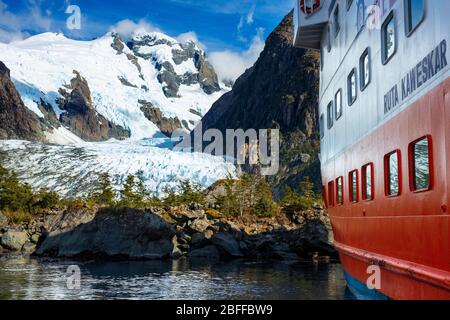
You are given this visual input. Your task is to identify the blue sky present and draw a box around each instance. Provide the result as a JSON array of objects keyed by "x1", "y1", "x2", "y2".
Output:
[{"x1": 0, "y1": 0, "x2": 294, "y2": 52}]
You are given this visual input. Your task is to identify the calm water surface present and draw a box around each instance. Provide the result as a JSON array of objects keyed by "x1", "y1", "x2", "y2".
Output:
[{"x1": 0, "y1": 254, "x2": 354, "y2": 300}]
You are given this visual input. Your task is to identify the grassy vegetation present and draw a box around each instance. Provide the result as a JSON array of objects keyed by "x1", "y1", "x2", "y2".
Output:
[{"x1": 0, "y1": 161, "x2": 321, "y2": 223}]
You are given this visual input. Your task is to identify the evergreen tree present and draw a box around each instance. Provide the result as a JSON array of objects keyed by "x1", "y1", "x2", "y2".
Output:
[
  {"x1": 179, "y1": 180, "x2": 204, "y2": 205},
  {"x1": 134, "y1": 171, "x2": 149, "y2": 208},
  {"x1": 90, "y1": 173, "x2": 115, "y2": 206},
  {"x1": 299, "y1": 176, "x2": 316, "y2": 199},
  {"x1": 34, "y1": 188, "x2": 60, "y2": 210},
  {"x1": 281, "y1": 186, "x2": 298, "y2": 207},
  {"x1": 254, "y1": 177, "x2": 278, "y2": 216},
  {"x1": 119, "y1": 175, "x2": 136, "y2": 207},
  {"x1": 216, "y1": 174, "x2": 240, "y2": 216}
]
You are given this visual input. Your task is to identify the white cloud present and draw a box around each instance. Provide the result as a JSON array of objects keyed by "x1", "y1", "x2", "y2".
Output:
[
  {"x1": 0, "y1": 29, "x2": 27, "y2": 43},
  {"x1": 236, "y1": 3, "x2": 256, "y2": 43},
  {"x1": 246, "y1": 4, "x2": 256, "y2": 25},
  {"x1": 0, "y1": 0, "x2": 52, "y2": 43},
  {"x1": 209, "y1": 27, "x2": 265, "y2": 83},
  {"x1": 109, "y1": 19, "x2": 161, "y2": 39},
  {"x1": 237, "y1": 16, "x2": 245, "y2": 32},
  {"x1": 176, "y1": 31, "x2": 205, "y2": 50}
]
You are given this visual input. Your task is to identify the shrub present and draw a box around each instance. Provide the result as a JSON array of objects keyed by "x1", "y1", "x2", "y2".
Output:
[
  {"x1": 34, "y1": 188, "x2": 60, "y2": 210},
  {"x1": 0, "y1": 164, "x2": 35, "y2": 212},
  {"x1": 2, "y1": 208, "x2": 34, "y2": 224}
]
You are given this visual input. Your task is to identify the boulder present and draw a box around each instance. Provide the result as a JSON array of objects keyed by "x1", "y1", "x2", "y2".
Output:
[
  {"x1": 189, "y1": 218, "x2": 211, "y2": 233},
  {"x1": 22, "y1": 242, "x2": 37, "y2": 253},
  {"x1": 178, "y1": 210, "x2": 206, "y2": 221},
  {"x1": 36, "y1": 209, "x2": 176, "y2": 260},
  {"x1": 1, "y1": 230, "x2": 29, "y2": 251},
  {"x1": 30, "y1": 233, "x2": 41, "y2": 244},
  {"x1": 189, "y1": 245, "x2": 220, "y2": 259},
  {"x1": 212, "y1": 233, "x2": 243, "y2": 258},
  {"x1": 191, "y1": 233, "x2": 206, "y2": 247},
  {"x1": 289, "y1": 219, "x2": 336, "y2": 257}
]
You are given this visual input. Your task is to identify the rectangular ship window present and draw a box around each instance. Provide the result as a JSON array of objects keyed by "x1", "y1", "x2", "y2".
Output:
[
  {"x1": 360, "y1": 49, "x2": 371, "y2": 90},
  {"x1": 335, "y1": 89, "x2": 343, "y2": 120},
  {"x1": 349, "y1": 170, "x2": 359, "y2": 203},
  {"x1": 336, "y1": 177, "x2": 344, "y2": 205},
  {"x1": 385, "y1": 150, "x2": 401, "y2": 196},
  {"x1": 327, "y1": 101, "x2": 333, "y2": 129},
  {"x1": 410, "y1": 136, "x2": 432, "y2": 191},
  {"x1": 362, "y1": 163, "x2": 374, "y2": 201},
  {"x1": 328, "y1": 181, "x2": 335, "y2": 207},
  {"x1": 348, "y1": 69, "x2": 357, "y2": 106},
  {"x1": 382, "y1": 12, "x2": 396, "y2": 64},
  {"x1": 405, "y1": 0, "x2": 425, "y2": 36}
]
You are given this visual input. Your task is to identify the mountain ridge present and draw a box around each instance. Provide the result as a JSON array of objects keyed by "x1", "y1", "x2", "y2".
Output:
[
  {"x1": 196, "y1": 11, "x2": 321, "y2": 197},
  {"x1": 0, "y1": 30, "x2": 228, "y2": 143}
]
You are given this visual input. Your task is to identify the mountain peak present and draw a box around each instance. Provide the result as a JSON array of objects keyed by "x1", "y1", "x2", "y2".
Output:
[{"x1": 132, "y1": 31, "x2": 178, "y2": 46}]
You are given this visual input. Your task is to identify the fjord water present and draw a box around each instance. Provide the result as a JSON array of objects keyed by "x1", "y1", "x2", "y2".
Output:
[{"x1": 0, "y1": 255, "x2": 353, "y2": 300}]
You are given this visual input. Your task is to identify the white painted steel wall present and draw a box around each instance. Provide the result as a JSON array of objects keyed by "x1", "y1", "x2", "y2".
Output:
[{"x1": 296, "y1": 0, "x2": 450, "y2": 166}]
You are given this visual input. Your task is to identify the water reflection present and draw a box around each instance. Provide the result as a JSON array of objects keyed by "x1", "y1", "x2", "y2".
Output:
[{"x1": 0, "y1": 254, "x2": 354, "y2": 300}]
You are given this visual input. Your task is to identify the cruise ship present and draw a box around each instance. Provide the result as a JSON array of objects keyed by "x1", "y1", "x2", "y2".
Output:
[{"x1": 294, "y1": 0, "x2": 449, "y2": 299}]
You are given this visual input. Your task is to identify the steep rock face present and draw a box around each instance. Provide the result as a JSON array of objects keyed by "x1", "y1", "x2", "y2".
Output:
[
  {"x1": 130, "y1": 33, "x2": 221, "y2": 98},
  {"x1": 197, "y1": 11, "x2": 321, "y2": 197},
  {"x1": 58, "y1": 71, "x2": 130, "y2": 141},
  {"x1": 0, "y1": 61, "x2": 45, "y2": 141},
  {"x1": 138, "y1": 100, "x2": 182, "y2": 136}
]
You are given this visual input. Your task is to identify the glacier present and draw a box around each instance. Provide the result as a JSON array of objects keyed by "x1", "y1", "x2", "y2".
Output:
[{"x1": 0, "y1": 139, "x2": 236, "y2": 198}]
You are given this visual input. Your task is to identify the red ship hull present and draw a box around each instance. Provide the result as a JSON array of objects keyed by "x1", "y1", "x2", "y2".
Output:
[{"x1": 322, "y1": 77, "x2": 450, "y2": 300}]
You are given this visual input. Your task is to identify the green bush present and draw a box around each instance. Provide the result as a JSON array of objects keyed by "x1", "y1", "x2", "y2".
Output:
[{"x1": 0, "y1": 164, "x2": 35, "y2": 212}]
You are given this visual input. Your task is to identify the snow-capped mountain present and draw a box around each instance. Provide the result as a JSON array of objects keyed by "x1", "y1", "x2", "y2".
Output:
[
  {"x1": 0, "y1": 31, "x2": 228, "y2": 143},
  {"x1": 0, "y1": 31, "x2": 237, "y2": 196}
]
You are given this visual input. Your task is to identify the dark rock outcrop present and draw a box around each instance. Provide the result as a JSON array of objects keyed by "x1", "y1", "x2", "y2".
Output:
[
  {"x1": 195, "y1": 11, "x2": 321, "y2": 197},
  {"x1": 0, "y1": 61, "x2": 45, "y2": 141},
  {"x1": 111, "y1": 33, "x2": 125, "y2": 54},
  {"x1": 194, "y1": 52, "x2": 221, "y2": 94},
  {"x1": 36, "y1": 208, "x2": 176, "y2": 260},
  {"x1": 138, "y1": 100, "x2": 182, "y2": 136},
  {"x1": 1, "y1": 203, "x2": 335, "y2": 261},
  {"x1": 59, "y1": 71, "x2": 130, "y2": 141}
]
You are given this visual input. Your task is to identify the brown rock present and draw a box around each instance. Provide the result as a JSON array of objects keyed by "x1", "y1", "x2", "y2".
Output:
[
  {"x1": 59, "y1": 71, "x2": 130, "y2": 141},
  {"x1": 138, "y1": 100, "x2": 182, "y2": 136},
  {"x1": 0, "y1": 61, "x2": 45, "y2": 141}
]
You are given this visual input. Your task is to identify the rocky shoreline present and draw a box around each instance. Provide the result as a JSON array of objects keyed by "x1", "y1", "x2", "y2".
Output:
[{"x1": 0, "y1": 204, "x2": 336, "y2": 262}]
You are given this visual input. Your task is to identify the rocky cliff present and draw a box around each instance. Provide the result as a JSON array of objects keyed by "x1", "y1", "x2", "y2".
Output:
[
  {"x1": 196, "y1": 11, "x2": 321, "y2": 197},
  {"x1": 58, "y1": 71, "x2": 130, "y2": 141},
  {"x1": 0, "y1": 61, "x2": 45, "y2": 141}
]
